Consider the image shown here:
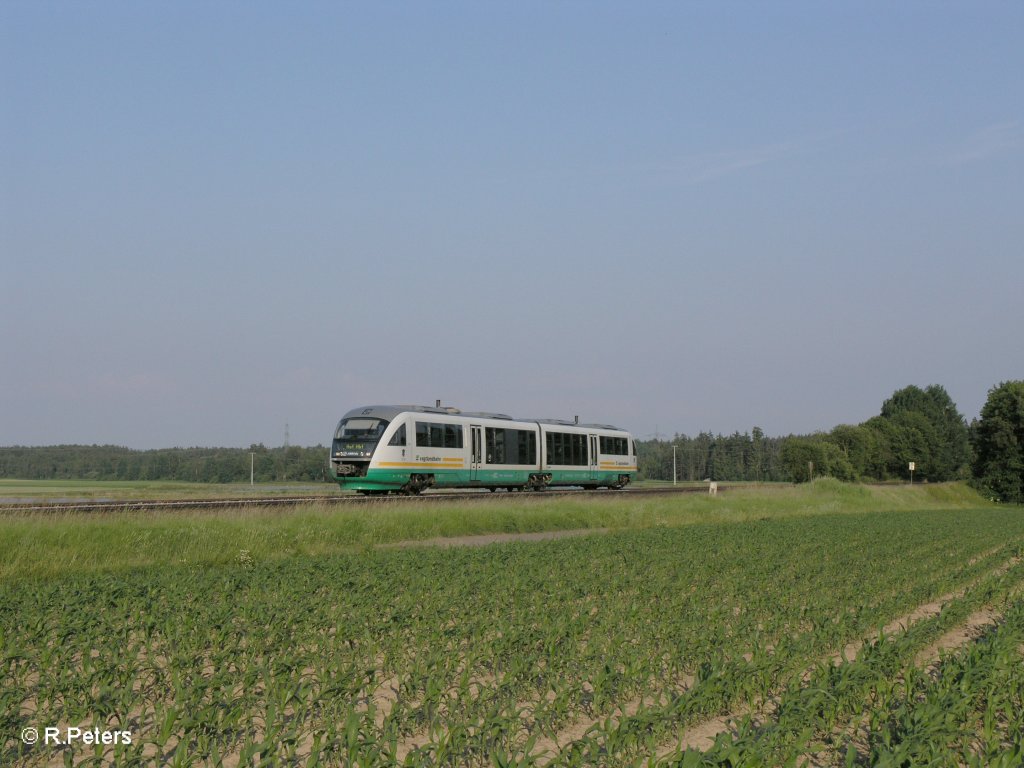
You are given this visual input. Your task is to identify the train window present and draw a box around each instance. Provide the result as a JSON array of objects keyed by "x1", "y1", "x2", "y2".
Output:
[
  {"x1": 546, "y1": 432, "x2": 587, "y2": 465},
  {"x1": 486, "y1": 428, "x2": 505, "y2": 463},
  {"x1": 415, "y1": 421, "x2": 465, "y2": 449},
  {"x1": 444, "y1": 424, "x2": 463, "y2": 448},
  {"x1": 518, "y1": 431, "x2": 537, "y2": 464},
  {"x1": 600, "y1": 436, "x2": 628, "y2": 455},
  {"x1": 574, "y1": 434, "x2": 587, "y2": 464},
  {"x1": 546, "y1": 432, "x2": 559, "y2": 464},
  {"x1": 336, "y1": 418, "x2": 389, "y2": 441},
  {"x1": 388, "y1": 424, "x2": 407, "y2": 447},
  {"x1": 486, "y1": 429, "x2": 537, "y2": 465}
]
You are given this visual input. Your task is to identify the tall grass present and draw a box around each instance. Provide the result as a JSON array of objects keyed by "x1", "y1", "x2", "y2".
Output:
[{"x1": 0, "y1": 482, "x2": 1003, "y2": 580}]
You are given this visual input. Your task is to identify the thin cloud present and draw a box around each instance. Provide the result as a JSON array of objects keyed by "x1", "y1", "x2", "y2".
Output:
[
  {"x1": 646, "y1": 128, "x2": 852, "y2": 186},
  {"x1": 596, "y1": 139, "x2": 809, "y2": 188},
  {"x1": 495, "y1": 138, "x2": 813, "y2": 189},
  {"x1": 938, "y1": 121, "x2": 1024, "y2": 165},
  {"x1": 670, "y1": 143, "x2": 798, "y2": 184}
]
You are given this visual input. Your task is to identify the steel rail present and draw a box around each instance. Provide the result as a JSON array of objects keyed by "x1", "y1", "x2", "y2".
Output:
[{"x1": 0, "y1": 485, "x2": 721, "y2": 515}]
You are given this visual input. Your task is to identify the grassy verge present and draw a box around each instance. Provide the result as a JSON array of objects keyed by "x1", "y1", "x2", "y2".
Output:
[
  {"x1": 0, "y1": 478, "x2": 336, "y2": 501},
  {"x1": 0, "y1": 481, "x2": 1004, "y2": 580}
]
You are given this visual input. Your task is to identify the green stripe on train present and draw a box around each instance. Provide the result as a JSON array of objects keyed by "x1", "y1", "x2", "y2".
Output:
[{"x1": 336, "y1": 467, "x2": 633, "y2": 492}]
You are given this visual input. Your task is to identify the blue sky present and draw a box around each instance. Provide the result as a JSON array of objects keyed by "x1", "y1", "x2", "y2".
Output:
[{"x1": 2, "y1": 2, "x2": 1022, "y2": 448}]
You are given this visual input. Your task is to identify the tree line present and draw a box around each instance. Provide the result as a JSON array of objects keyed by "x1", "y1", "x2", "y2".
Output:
[
  {"x1": 0, "y1": 444, "x2": 329, "y2": 483},
  {"x1": 637, "y1": 428, "x2": 789, "y2": 483},
  {"x1": 637, "y1": 384, "x2": 972, "y2": 484},
  {"x1": 637, "y1": 381, "x2": 1024, "y2": 504},
  {"x1": 2, "y1": 381, "x2": 1021, "y2": 502}
]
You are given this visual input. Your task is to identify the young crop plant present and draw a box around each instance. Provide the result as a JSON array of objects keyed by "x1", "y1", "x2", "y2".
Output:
[
  {"x1": 3, "y1": 503, "x2": 1024, "y2": 767},
  {"x1": 863, "y1": 597, "x2": 1024, "y2": 767},
  {"x1": 661, "y1": 563, "x2": 1024, "y2": 767}
]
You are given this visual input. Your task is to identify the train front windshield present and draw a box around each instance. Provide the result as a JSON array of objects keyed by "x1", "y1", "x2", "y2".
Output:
[{"x1": 334, "y1": 418, "x2": 389, "y2": 442}]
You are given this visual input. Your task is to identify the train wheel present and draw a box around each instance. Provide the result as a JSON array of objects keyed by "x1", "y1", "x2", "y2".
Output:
[{"x1": 401, "y1": 473, "x2": 434, "y2": 495}]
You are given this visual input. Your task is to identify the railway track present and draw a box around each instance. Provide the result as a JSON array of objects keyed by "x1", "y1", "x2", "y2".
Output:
[{"x1": 0, "y1": 485, "x2": 720, "y2": 515}]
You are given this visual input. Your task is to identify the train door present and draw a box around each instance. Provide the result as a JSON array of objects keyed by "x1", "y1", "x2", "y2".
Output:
[
  {"x1": 589, "y1": 434, "x2": 599, "y2": 481},
  {"x1": 470, "y1": 425, "x2": 483, "y2": 482}
]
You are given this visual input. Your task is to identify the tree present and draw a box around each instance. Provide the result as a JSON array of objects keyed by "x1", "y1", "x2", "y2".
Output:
[
  {"x1": 864, "y1": 412, "x2": 935, "y2": 481},
  {"x1": 751, "y1": 427, "x2": 766, "y2": 481},
  {"x1": 971, "y1": 381, "x2": 1024, "y2": 503},
  {"x1": 780, "y1": 436, "x2": 854, "y2": 483},
  {"x1": 829, "y1": 424, "x2": 881, "y2": 480},
  {"x1": 872, "y1": 384, "x2": 970, "y2": 481}
]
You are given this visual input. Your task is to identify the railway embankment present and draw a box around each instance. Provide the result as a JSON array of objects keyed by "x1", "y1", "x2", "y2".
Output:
[{"x1": 0, "y1": 480, "x2": 1000, "y2": 580}]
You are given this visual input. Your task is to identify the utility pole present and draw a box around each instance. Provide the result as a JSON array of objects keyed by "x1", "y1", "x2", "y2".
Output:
[
  {"x1": 673, "y1": 445, "x2": 677, "y2": 486},
  {"x1": 250, "y1": 453, "x2": 255, "y2": 486}
]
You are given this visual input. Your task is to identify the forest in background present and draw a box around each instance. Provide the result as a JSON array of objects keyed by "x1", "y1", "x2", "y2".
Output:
[
  {"x1": 0, "y1": 444, "x2": 328, "y2": 483},
  {"x1": 2, "y1": 382, "x2": 1021, "y2": 501},
  {"x1": 642, "y1": 383, "x2": 972, "y2": 484}
]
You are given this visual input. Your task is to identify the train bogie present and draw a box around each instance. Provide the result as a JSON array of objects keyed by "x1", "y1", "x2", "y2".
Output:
[{"x1": 330, "y1": 405, "x2": 636, "y2": 495}]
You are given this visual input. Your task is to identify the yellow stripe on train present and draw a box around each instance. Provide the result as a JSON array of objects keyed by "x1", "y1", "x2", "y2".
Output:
[{"x1": 377, "y1": 461, "x2": 466, "y2": 469}]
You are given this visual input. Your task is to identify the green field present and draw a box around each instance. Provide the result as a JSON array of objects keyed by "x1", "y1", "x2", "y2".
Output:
[{"x1": 3, "y1": 482, "x2": 1023, "y2": 766}]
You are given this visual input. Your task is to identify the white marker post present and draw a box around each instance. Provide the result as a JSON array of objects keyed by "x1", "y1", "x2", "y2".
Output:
[{"x1": 909, "y1": 461, "x2": 915, "y2": 485}]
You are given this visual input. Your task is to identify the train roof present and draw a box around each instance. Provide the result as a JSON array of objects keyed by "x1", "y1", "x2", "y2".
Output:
[
  {"x1": 339, "y1": 405, "x2": 517, "y2": 422},
  {"x1": 340, "y1": 405, "x2": 455, "y2": 422},
  {"x1": 533, "y1": 419, "x2": 627, "y2": 432},
  {"x1": 339, "y1": 406, "x2": 628, "y2": 433}
]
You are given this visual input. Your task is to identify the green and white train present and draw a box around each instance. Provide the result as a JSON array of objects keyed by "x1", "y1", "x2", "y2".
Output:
[{"x1": 330, "y1": 404, "x2": 637, "y2": 495}]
